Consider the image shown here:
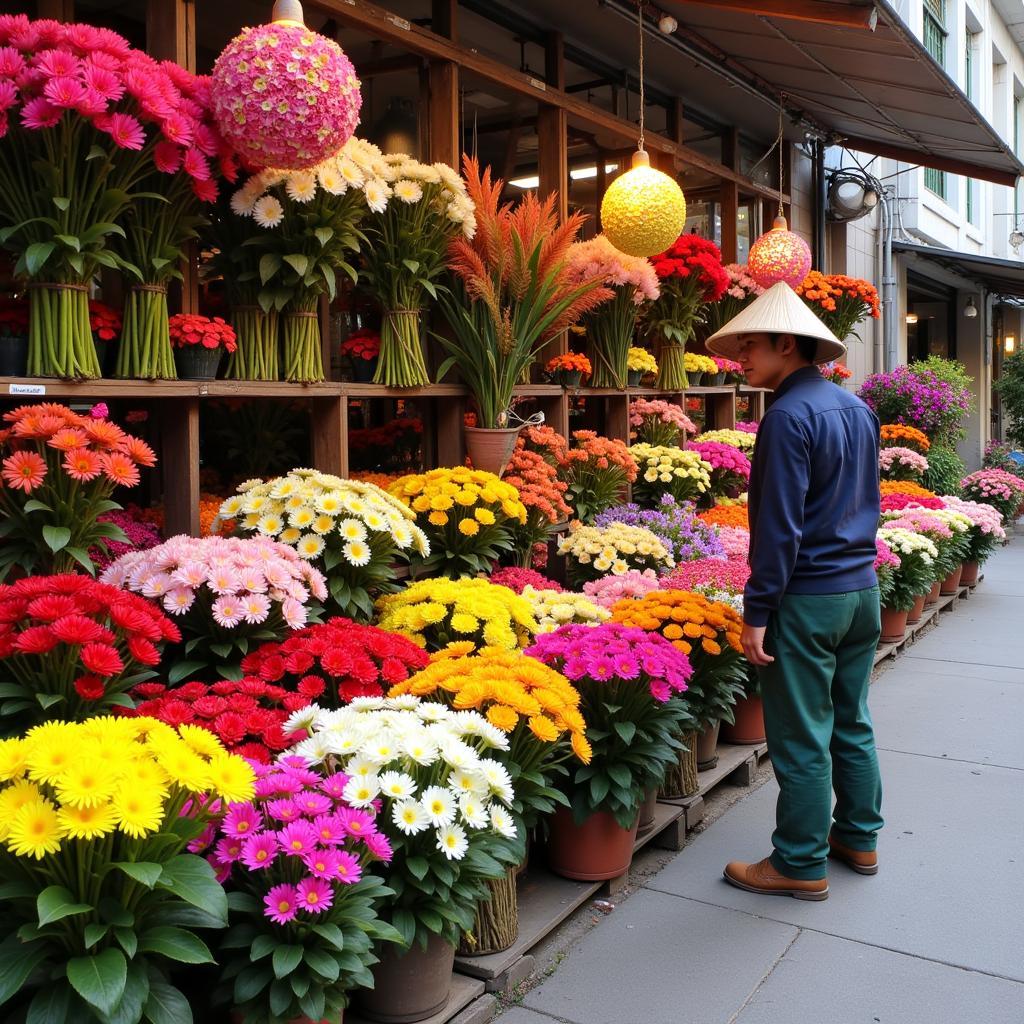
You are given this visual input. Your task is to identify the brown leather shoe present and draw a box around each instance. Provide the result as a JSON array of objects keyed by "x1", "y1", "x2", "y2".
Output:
[
  {"x1": 827, "y1": 835, "x2": 878, "y2": 875},
  {"x1": 723, "y1": 857, "x2": 828, "y2": 900}
]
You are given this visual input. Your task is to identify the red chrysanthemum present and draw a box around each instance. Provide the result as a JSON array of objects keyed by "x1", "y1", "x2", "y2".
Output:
[
  {"x1": 79, "y1": 642, "x2": 124, "y2": 677},
  {"x1": 73, "y1": 675, "x2": 106, "y2": 701}
]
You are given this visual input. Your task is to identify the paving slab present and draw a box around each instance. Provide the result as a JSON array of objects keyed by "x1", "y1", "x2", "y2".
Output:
[
  {"x1": 645, "y1": 750, "x2": 1024, "y2": 982},
  {"x1": 733, "y1": 930, "x2": 1024, "y2": 1024},
  {"x1": 885, "y1": 656, "x2": 1024, "y2": 685},
  {"x1": 870, "y1": 670, "x2": 1024, "y2": 768},
  {"x1": 521, "y1": 889, "x2": 797, "y2": 1024},
  {"x1": 492, "y1": 1010, "x2": 558, "y2": 1023}
]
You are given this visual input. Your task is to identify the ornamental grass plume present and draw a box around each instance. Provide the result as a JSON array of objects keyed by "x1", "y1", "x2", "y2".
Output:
[
  {"x1": 595, "y1": 496, "x2": 725, "y2": 564},
  {"x1": 525, "y1": 622, "x2": 695, "y2": 827},
  {"x1": 879, "y1": 423, "x2": 931, "y2": 454},
  {"x1": 375, "y1": 577, "x2": 539, "y2": 655},
  {"x1": 558, "y1": 521, "x2": 675, "y2": 587},
  {"x1": 0, "y1": 402, "x2": 157, "y2": 577},
  {"x1": 489, "y1": 566, "x2": 564, "y2": 594},
  {"x1": 559, "y1": 430, "x2": 638, "y2": 523},
  {"x1": 629, "y1": 443, "x2": 712, "y2": 507},
  {"x1": 629, "y1": 398, "x2": 697, "y2": 448},
  {"x1": 0, "y1": 573, "x2": 179, "y2": 733},
  {"x1": 582, "y1": 569, "x2": 662, "y2": 609}
]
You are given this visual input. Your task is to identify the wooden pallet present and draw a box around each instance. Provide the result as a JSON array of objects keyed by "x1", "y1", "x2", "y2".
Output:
[{"x1": 873, "y1": 583, "x2": 973, "y2": 667}]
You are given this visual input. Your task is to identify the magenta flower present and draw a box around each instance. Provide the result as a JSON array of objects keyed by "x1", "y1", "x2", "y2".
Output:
[
  {"x1": 294, "y1": 791, "x2": 332, "y2": 817},
  {"x1": 336, "y1": 807, "x2": 376, "y2": 838},
  {"x1": 320, "y1": 773, "x2": 349, "y2": 799},
  {"x1": 241, "y1": 831, "x2": 279, "y2": 871},
  {"x1": 278, "y1": 820, "x2": 319, "y2": 857},
  {"x1": 222, "y1": 802, "x2": 264, "y2": 839},
  {"x1": 266, "y1": 798, "x2": 300, "y2": 823},
  {"x1": 310, "y1": 813, "x2": 347, "y2": 846},
  {"x1": 334, "y1": 851, "x2": 363, "y2": 885},
  {"x1": 364, "y1": 830, "x2": 394, "y2": 863},
  {"x1": 303, "y1": 847, "x2": 343, "y2": 880},
  {"x1": 296, "y1": 876, "x2": 334, "y2": 914},
  {"x1": 264, "y1": 883, "x2": 299, "y2": 925},
  {"x1": 215, "y1": 835, "x2": 244, "y2": 863}
]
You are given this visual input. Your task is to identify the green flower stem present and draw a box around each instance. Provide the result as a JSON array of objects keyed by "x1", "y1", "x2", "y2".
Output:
[
  {"x1": 374, "y1": 309, "x2": 429, "y2": 387},
  {"x1": 116, "y1": 287, "x2": 175, "y2": 379},
  {"x1": 656, "y1": 342, "x2": 689, "y2": 390},
  {"x1": 586, "y1": 288, "x2": 641, "y2": 389},
  {"x1": 227, "y1": 306, "x2": 279, "y2": 380},
  {"x1": 282, "y1": 296, "x2": 324, "y2": 383},
  {"x1": 27, "y1": 285, "x2": 99, "y2": 380}
]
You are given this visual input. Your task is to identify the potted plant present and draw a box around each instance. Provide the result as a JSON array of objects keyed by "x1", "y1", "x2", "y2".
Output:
[
  {"x1": 714, "y1": 355, "x2": 746, "y2": 385},
  {"x1": 519, "y1": 586, "x2": 610, "y2": 633},
  {"x1": 879, "y1": 446, "x2": 929, "y2": 484},
  {"x1": 941, "y1": 495, "x2": 1008, "y2": 585},
  {"x1": 879, "y1": 423, "x2": 931, "y2": 455},
  {"x1": 501, "y1": 442, "x2": 573, "y2": 568},
  {"x1": 629, "y1": 443, "x2": 712, "y2": 508},
  {"x1": 526, "y1": 622, "x2": 694, "y2": 880},
  {"x1": 437, "y1": 158, "x2": 612, "y2": 474},
  {"x1": 645, "y1": 234, "x2": 729, "y2": 390},
  {"x1": 287, "y1": 699, "x2": 521, "y2": 1024},
  {"x1": 629, "y1": 398, "x2": 697, "y2": 448},
  {"x1": 220, "y1": 471, "x2": 429, "y2": 620},
  {"x1": 559, "y1": 431, "x2": 639, "y2": 523},
  {"x1": 545, "y1": 352, "x2": 592, "y2": 389},
  {"x1": 880, "y1": 507, "x2": 971, "y2": 598},
  {"x1": 626, "y1": 346, "x2": 658, "y2": 388},
  {"x1": 819, "y1": 360, "x2": 853, "y2": 386},
  {"x1": 100, "y1": 535, "x2": 328, "y2": 682},
  {"x1": 169, "y1": 314, "x2": 237, "y2": 380},
  {"x1": 720, "y1": 665, "x2": 765, "y2": 745},
  {"x1": 564, "y1": 235, "x2": 660, "y2": 388},
  {"x1": 595, "y1": 497, "x2": 726, "y2": 566},
  {"x1": 858, "y1": 366, "x2": 971, "y2": 444},
  {"x1": 611, "y1": 590, "x2": 746, "y2": 789},
  {"x1": 0, "y1": 296, "x2": 29, "y2": 376},
  {"x1": 683, "y1": 351, "x2": 717, "y2": 387},
  {"x1": 558, "y1": 521, "x2": 675, "y2": 589},
  {"x1": 375, "y1": 577, "x2": 539, "y2": 655},
  {"x1": 960, "y1": 468, "x2": 1024, "y2": 524},
  {"x1": 0, "y1": 402, "x2": 157, "y2": 578},
  {"x1": 687, "y1": 441, "x2": 751, "y2": 505},
  {"x1": 341, "y1": 327, "x2": 381, "y2": 383},
  {"x1": 389, "y1": 468, "x2": 528, "y2": 577},
  {"x1": 874, "y1": 526, "x2": 939, "y2": 642},
  {"x1": 390, "y1": 648, "x2": 588, "y2": 954},
  {"x1": 797, "y1": 271, "x2": 880, "y2": 343},
  {"x1": 0, "y1": 716, "x2": 254, "y2": 1022},
  {"x1": 208, "y1": 757, "x2": 403, "y2": 1024}
]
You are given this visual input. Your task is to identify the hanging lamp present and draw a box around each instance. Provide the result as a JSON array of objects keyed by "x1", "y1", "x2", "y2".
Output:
[
  {"x1": 747, "y1": 100, "x2": 812, "y2": 290},
  {"x1": 210, "y1": 0, "x2": 362, "y2": 171},
  {"x1": 600, "y1": 3, "x2": 687, "y2": 258}
]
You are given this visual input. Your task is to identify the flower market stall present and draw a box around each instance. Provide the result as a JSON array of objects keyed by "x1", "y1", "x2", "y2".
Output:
[{"x1": 0, "y1": 5, "x2": 1018, "y2": 1024}]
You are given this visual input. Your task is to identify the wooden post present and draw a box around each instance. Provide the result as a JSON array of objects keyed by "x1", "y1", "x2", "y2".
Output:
[
  {"x1": 667, "y1": 98, "x2": 685, "y2": 145},
  {"x1": 427, "y1": 61, "x2": 459, "y2": 167},
  {"x1": 436, "y1": 396, "x2": 466, "y2": 467},
  {"x1": 161, "y1": 397, "x2": 201, "y2": 537},
  {"x1": 145, "y1": 0, "x2": 196, "y2": 71},
  {"x1": 545, "y1": 32, "x2": 565, "y2": 92},
  {"x1": 311, "y1": 395, "x2": 348, "y2": 477},
  {"x1": 719, "y1": 180, "x2": 739, "y2": 263},
  {"x1": 431, "y1": 0, "x2": 457, "y2": 40}
]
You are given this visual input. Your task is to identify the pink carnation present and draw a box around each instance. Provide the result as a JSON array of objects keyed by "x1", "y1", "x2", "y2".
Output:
[
  {"x1": 565, "y1": 234, "x2": 661, "y2": 302},
  {"x1": 582, "y1": 569, "x2": 661, "y2": 609},
  {"x1": 661, "y1": 558, "x2": 750, "y2": 594}
]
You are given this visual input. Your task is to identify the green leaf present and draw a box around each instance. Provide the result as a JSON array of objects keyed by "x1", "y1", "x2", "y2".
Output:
[
  {"x1": 35, "y1": 693, "x2": 63, "y2": 710},
  {"x1": 156, "y1": 856, "x2": 228, "y2": 922},
  {"x1": 314, "y1": 226, "x2": 334, "y2": 247},
  {"x1": 83, "y1": 923, "x2": 109, "y2": 948},
  {"x1": 143, "y1": 979, "x2": 193, "y2": 1024},
  {"x1": 110, "y1": 862, "x2": 163, "y2": 888},
  {"x1": 22, "y1": 499, "x2": 53, "y2": 513},
  {"x1": 303, "y1": 947, "x2": 340, "y2": 982},
  {"x1": 233, "y1": 963, "x2": 271, "y2": 1005},
  {"x1": 27, "y1": 981, "x2": 71, "y2": 1024},
  {"x1": 54, "y1": 234, "x2": 80, "y2": 251},
  {"x1": 250, "y1": 934, "x2": 275, "y2": 961},
  {"x1": 311, "y1": 923, "x2": 346, "y2": 951},
  {"x1": 167, "y1": 660, "x2": 208, "y2": 685},
  {"x1": 63, "y1": 546, "x2": 96, "y2": 574},
  {"x1": 614, "y1": 721, "x2": 637, "y2": 744},
  {"x1": 138, "y1": 926, "x2": 213, "y2": 964},
  {"x1": 25, "y1": 241, "x2": 55, "y2": 276},
  {"x1": 37, "y1": 885, "x2": 92, "y2": 926},
  {"x1": 104, "y1": 958, "x2": 149, "y2": 1024},
  {"x1": 41, "y1": 523, "x2": 71, "y2": 553},
  {"x1": 0, "y1": 936, "x2": 48, "y2": 1007},
  {"x1": 607, "y1": 764, "x2": 632, "y2": 789},
  {"x1": 52, "y1": 196, "x2": 71, "y2": 211},
  {"x1": 259, "y1": 253, "x2": 281, "y2": 285},
  {"x1": 272, "y1": 944, "x2": 303, "y2": 979},
  {"x1": 113, "y1": 927, "x2": 137, "y2": 959},
  {"x1": 67, "y1": 948, "x2": 127, "y2": 1018},
  {"x1": 402, "y1": 258, "x2": 421, "y2": 274},
  {"x1": 406, "y1": 856, "x2": 429, "y2": 881},
  {"x1": 283, "y1": 253, "x2": 309, "y2": 277}
]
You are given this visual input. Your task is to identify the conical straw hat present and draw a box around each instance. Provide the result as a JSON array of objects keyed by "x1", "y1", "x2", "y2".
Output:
[{"x1": 705, "y1": 281, "x2": 846, "y2": 364}]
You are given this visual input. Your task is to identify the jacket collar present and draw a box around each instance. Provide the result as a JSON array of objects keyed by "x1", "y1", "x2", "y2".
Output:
[{"x1": 773, "y1": 365, "x2": 822, "y2": 400}]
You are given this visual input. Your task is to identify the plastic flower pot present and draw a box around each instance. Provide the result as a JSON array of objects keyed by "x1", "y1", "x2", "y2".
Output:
[
  {"x1": 924, "y1": 581, "x2": 941, "y2": 607},
  {"x1": 174, "y1": 345, "x2": 222, "y2": 380},
  {"x1": 627, "y1": 369, "x2": 643, "y2": 388},
  {"x1": 711, "y1": 371, "x2": 728, "y2": 386},
  {"x1": 0, "y1": 335, "x2": 29, "y2": 377},
  {"x1": 557, "y1": 369, "x2": 583, "y2": 389},
  {"x1": 695, "y1": 719, "x2": 721, "y2": 771},
  {"x1": 356, "y1": 934, "x2": 455, "y2": 1023},
  {"x1": 960, "y1": 560, "x2": 980, "y2": 587},
  {"x1": 636, "y1": 787, "x2": 659, "y2": 837},
  {"x1": 906, "y1": 593, "x2": 926, "y2": 625},
  {"x1": 464, "y1": 425, "x2": 521, "y2": 477},
  {"x1": 688, "y1": 371, "x2": 704, "y2": 387},
  {"x1": 720, "y1": 695, "x2": 766, "y2": 745},
  {"x1": 940, "y1": 564, "x2": 964, "y2": 595},
  {"x1": 351, "y1": 355, "x2": 379, "y2": 383},
  {"x1": 547, "y1": 806, "x2": 639, "y2": 881},
  {"x1": 879, "y1": 607, "x2": 909, "y2": 644}
]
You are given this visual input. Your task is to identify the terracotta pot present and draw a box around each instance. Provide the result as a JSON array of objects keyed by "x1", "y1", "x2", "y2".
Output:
[
  {"x1": 356, "y1": 934, "x2": 455, "y2": 1024},
  {"x1": 695, "y1": 720, "x2": 721, "y2": 771},
  {"x1": 906, "y1": 593, "x2": 926, "y2": 625},
  {"x1": 879, "y1": 606, "x2": 909, "y2": 644},
  {"x1": 547, "y1": 806, "x2": 638, "y2": 881},
  {"x1": 940, "y1": 564, "x2": 963, "y2": 595},
  {"x1": 636, "y1": 787, "x2": 659, "y2": 836},
  {"x1": 720, "y1": 694, "x2": 765, "y2": 745},
  {"x1": 924, "y1": 581, "x2": 941, "y2": 607},
  {"x1": 463, "y1": 425, "x2": 521, "y2": 477},
  {"x1": 960, "y1": 560, "x2": 980, "y2": 586}
]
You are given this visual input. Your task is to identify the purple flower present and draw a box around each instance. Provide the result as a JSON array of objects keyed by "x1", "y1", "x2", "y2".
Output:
[
  {"x1": 297, "y1": 876, "x2": 334, "y2": 914},
  {"x1": 595, "y1": 497, "x2": 724, "y2": 564},
  {"x1": 241, "y1": 831, "x2": 279, "y2": 870},
  {"x1": 264, "y1": 883, "x2": 299, "y2": 924}
]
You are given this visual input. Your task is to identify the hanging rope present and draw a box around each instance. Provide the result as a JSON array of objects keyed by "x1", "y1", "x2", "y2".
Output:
[
  {"x1": 637, "y1": 1, "x2": 646, "y2": 152},
  {"x1": 746, "y1": 95, "x2": 787, "y2": 217}
]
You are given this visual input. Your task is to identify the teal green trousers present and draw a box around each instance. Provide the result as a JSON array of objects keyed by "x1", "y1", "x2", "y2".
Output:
[{"x1": 758, "y1": 586, "x2": 884, "y2": 880}]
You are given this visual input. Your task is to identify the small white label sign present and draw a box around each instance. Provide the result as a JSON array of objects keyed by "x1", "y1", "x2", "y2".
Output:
[{"x1": 8, "y1": 383, "x2": 46, "y2": 396}]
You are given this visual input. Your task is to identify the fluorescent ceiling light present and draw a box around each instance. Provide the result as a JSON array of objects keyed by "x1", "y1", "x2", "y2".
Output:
[{"x1": 510, "y1": 164, "x2": 617, "y2": 189}]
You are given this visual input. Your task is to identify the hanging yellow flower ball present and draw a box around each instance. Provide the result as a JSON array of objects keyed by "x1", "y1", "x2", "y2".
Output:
[{"x1": 601, "y1": 150, "x2": 687, "y2": 258}]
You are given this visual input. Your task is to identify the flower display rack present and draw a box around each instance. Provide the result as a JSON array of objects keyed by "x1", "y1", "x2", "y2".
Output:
[{"x1": 873, "y1": 582, "x2": 975, "y2": 667}]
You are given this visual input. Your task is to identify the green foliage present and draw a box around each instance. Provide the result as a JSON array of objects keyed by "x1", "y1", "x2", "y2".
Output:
[
  {"x1": 995, "y1": 350, "x2": 1024, "y2": 448},
  {"x1": 923, "y1": 444, "x2": 966, "y2": 498}
]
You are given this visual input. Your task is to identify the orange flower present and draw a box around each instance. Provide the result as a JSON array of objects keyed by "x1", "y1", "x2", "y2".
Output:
[
  {"x1": 546, "y1": 352, "x2": 593, "y2": 376},
  {"x1": 879, "y1": 423, "x2": 930, "y2": 453},
  {"x1": 63, "y1": 448, "x2": 102, "y2": 482},
  {"x1": 879, "y1": 480, "x2": 936, "y2": 499},
  {"x1": 1, "y1": 450, "x2": 47, "y2": 492},
  {"x1": 120, "y1": 436, "x2": 157, "y2": 467},
  {"x1": 99, "y1": 451, "x2": 140, "y2": 488},
  {"x1": 698, "y1": 505, "x2": 749, "y2": 530}
]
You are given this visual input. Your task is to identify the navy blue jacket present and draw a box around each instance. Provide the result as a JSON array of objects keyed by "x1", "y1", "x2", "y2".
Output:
[{"x1": 744, "y1": 366, "x2": 880, "y2": 628}]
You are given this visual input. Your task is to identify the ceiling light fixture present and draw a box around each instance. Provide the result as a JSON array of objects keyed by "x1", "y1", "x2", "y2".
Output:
[
  {"x1": 905, "y1": 312, "x2": 919, "y2": 324},
  {"x1": 658, "y1": 13, "x2": 678, "y2": 33},
  {"x1": 964, "y1": 297, "x2": 978, "y2": 319},
  {"x1": 1005, "y1": 334, "x2": 1016, "y2": 355}
]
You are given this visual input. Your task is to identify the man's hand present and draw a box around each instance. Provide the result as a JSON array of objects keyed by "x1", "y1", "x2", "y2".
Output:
[{"x1": 741, "y1": 623, "x2": 774, "y2": 666}]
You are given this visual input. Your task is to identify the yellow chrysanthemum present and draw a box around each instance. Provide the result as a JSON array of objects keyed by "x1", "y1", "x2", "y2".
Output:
[
  {"x1": 528, "y1": 715, "x2": 559, "y2": 743},
  {"x1": 458, "y1": 518, "x2": 480, "y2": 537},
  {"x1": 59, "y1": 801, "x2": 119, "y2": 840},
  {"x1": 178, "y1": 724, "x2": 225, "y2": 759},
  {"x1": 150, "y1": 738, "x2": 212, "y2": 792},
  {"x1": 450, "y1": 612, "x2": 480, "y2": 634},
  {"x1": 428, "y1": 511, "x2": 448, "y2": 527},
  {"x1": 54, "y1": 758, "x2": 119, "y2": 809},
  {"x1": 0, "y1": 739, "x2": 27, "y2": 781},
  {"x1": 0, "y1": 779, "x2": 43, "y2": 837},
  {"x1": 112, "y1": 786, "x2": 165, "y2": 839},
  {"x1": 7, "y1": 798, "x2": 63, "y2": 859},
  {"x1": 486, "y1": 705, "x2": 520, "y2": 732},
  {"x1": 207, "y1": 754, "x2": 256, "y2": 804}
]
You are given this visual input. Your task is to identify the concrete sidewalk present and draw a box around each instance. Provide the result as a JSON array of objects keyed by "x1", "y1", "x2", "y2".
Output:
[{"x1": 498, "y1": 537, "x2": 1024, "y2": 1024}]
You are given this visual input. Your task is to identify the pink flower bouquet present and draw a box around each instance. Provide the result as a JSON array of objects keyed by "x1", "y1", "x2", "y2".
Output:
[
  {"x1": 629, "y1": 397, "x2": 697, "y2": 448},
  {"x1": 879, "y1": 446, "x2": 929, "y2": 483},
  {"x1": 490, "y1": 566, "x2": 564, "y2": 594},
  {"x1": 714, "y1": 525, "x2": 750, "y2": 560},
  {"x1": 961, "y1": 468, "x2": 1024, "y2": 523},
  {"x1": 688, "y1": 440, "x2": 751, "y2": 500},
  {"x1": 101, "y1": 535, "x2": 327, "y2": 682},
  {"x1": 661, "y1": 557, "x2": 750, "y2": 596},
  {"x1": 582, "y1": 569, "x2": 661, "y2": 609},
  {"x1": 938, "y1": 495, "x2": 1007, "y2": 565}
]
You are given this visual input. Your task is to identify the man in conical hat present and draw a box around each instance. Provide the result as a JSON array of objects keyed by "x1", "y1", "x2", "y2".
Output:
[{"x1": 706, "y1": 281, "x2": 882, "y2": 901}]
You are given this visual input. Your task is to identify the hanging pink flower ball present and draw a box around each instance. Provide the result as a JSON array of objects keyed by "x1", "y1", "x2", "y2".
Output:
[
  {"x1": 747, "y1": 220, "x2": 812, "y2": 290},
  {"x1": 210, "y1": 22, "x2": 361, "y2": 171}
]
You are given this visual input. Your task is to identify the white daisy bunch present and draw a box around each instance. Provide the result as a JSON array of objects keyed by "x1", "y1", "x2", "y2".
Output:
[
  {"x1": 218, "y1": 469, "x2": 429, "y2": 620},
  {"x1": 286, "y1": 697, "x2": 518, "y2": 863},
  {"x1": 520, "y1": 585, "x2": 611, "y2": 633},
  {"x1": 373, "y1": 151, "x2": 477, "y2": 238},
  {"x1": 558, "y1": 521, "x2": 675, "y2": 588},
  {"x1": 875, "y1": 527, "x2": 939, "y2": 563}
]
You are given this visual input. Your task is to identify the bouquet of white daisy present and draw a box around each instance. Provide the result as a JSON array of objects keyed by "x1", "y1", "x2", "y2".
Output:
[
  {"x1": 358, "y1": 154, "x2": 476, "y2": 387},
  {"x1": 219, "y1": 469, "x2": 429, "y2": 620},
  {"x1": 286, "y1": 697, "x2": 521, "y2": 954},
  {"x1": 225, "y1": 137, "x2": 393, "y2": 382}
]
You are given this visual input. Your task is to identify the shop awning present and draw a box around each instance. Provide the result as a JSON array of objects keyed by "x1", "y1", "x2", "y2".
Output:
[
  {"x1": 894, "y1": 240, "x2": 1024, "y2": 299},
  {"x1": 653, "y1": 0, "x2": 1024, "y2": 188}
]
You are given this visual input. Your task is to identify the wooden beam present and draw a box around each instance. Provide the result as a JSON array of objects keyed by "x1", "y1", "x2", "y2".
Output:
[
  {"x1": 358, "y1": 54, "x2": 424, "y2": 79},
  {"x1": 161, "y1": 396, "x2": 200, "y2": 537},
  {"x1": 720, "y1": 179, "x2": 739, "y2": 263},
  {"x1": 145, "y1": 0, "x2": 196, "y2": 71},
  {"x1": 427, "y1": 61, "x2": 459, "y2": 168},
  {"x1": 307, "y1": 0, "x2": 786, "y2": 201},
  {"x1": 839, "y1": 134, "x2": 1019, "y2": 189},
  {"x1": 431, "y1": 0, "x2": 457, "y2": 41},
  {"x1": 665, "y1": 0, "x2": 878, "y2": 31},
  {"x1": 311, "y1": 396, "x2": 347, "y2": 477},
  {"x1": 545, "y1": 32, "x2": 565, "y2": 92},
  {"x1": 722, "y1": 127, "x2": 740, "y2": 171},
  {"x1": 667, "y1": 98, "x2": 685, "y2": 145},
  {"x1": 36, "y1": 0, "x2": 74, "y2": 19}
]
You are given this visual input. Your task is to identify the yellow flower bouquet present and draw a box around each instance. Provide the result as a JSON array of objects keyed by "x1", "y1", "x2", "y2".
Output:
[
  {"x1": 375, "y1": 577, "x2": 539, "y2": 654},
  {"x1": 557, "y1": 521, "x2": 675, "y2": 588},
  {"x1": 390, "y1": 468, "x2": 528, "y2": 578},
  {"x1": 629, "y1": 443, "x2": 712, "y2": 506},
  {"x1": 220, "y1": 469, "x2": 429, "y2": 620},
  {"x1": 695, "y1": 428, "x2": 756, "y2": 453},
  {"x1": 520, "y1": 586, "x2": 611, "y2": 633},
  {"x1": 0, "y1": 716, "x2": 255, "y2": 1022}
]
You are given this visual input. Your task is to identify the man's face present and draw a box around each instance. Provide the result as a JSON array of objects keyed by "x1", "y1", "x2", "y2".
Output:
[{"x1": 735, "y1": 332, "x2": 789, "y2": 389}]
